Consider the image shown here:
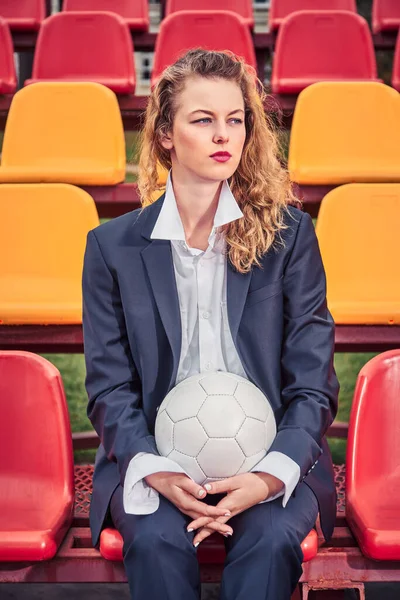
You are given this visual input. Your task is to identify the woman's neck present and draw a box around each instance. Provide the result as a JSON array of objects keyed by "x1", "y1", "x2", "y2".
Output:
[{"x1": 172, "y1": 174, "x2": 222, "y2": 241}]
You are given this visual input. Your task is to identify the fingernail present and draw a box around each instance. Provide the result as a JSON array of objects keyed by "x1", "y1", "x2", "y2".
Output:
[
  {"x1": 194, "y1": 542, "x2": 200, "y2": 548},
  {"x1": 198, "y1": 489, "x2": 205, "y2": 497},
  {"x1": 204, "y1": 484, "x2": 212, "y2": 491},
  {"x1": 224, "y1": 512, "x2": 231, "y2": 517},
  {"x1": 187, "y1": 528, "x2": 194, "y2": 533}
]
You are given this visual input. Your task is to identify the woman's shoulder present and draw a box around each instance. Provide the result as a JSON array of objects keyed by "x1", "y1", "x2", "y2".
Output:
[
  {"x1": 280, "y1": 204, "x2": 311, "y2": 243},
  {"x1": 89, "y1": 203, "x2": 155, "y2": 248}
]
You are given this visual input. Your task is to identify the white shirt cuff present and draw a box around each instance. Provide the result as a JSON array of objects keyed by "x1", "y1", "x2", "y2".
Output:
[
  {"x1": 251, "y1": 451, "x2": 300, "y2": 507},
  {"x1": 123, "y1": 452, "x2": 187, "y2": 515}
]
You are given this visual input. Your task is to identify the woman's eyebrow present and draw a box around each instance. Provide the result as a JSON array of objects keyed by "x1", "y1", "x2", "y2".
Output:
[{"x1": 189, "y1": 109, "x2": 245, "y2": 116}]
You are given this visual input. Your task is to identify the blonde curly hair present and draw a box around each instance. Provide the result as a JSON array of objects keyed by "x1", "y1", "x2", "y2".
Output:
[{"x1": 138, "y1": 48, "x2": 300, "y2": 273}]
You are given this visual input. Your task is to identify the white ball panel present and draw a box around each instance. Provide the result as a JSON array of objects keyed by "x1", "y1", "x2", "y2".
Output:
[
  {"x1": 166, "y1": 384, "x2": 207, "y2": 421},
  {"x1": 155, "y1": 410, "x2": 174, "y2": 457},
  {"x1": 198, "y1": 395, "x2": 245, "y2": 437},
  {"x1": 198, "y1": 372, "x2": 241, "y2": 395},
  {"x1": 197, "y1": 438, "x2": 245, "y2": 478},
  {"x1": 236, "y1": 418, "x2": 267, "y2": 457},
  {"x1": 234, "y1": 382, "x2": 272, "y2": 422},
  {"x1": 236, "y1": 450, "x2": 267, "y2": 475},
  {"x1": 167, "y1": 449, "x2": 206, "y2": 485},
  {"x1": 174, "y1": 418, "x2": 208, "y2": 456},
  {"x1": 265, "y1": 412, "x2": 277, "y2": 451}
]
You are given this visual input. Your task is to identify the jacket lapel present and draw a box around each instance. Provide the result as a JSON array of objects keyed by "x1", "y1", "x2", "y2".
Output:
[
  {"x1": 139, "y1": 196, "x2": 182, "y2": 390},
  {"x1": 226, "y1": 259, "x2": 252, "y2": 342}
]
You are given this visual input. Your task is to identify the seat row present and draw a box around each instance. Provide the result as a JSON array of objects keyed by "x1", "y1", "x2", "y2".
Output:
[
  {"x1": 1, "y1": 181, "x2": 399, "y2": 330},
  {"x1": 1, "y1": 0, "x2": 400, "y2": 34},
  {"x1": 0, "y1": 81, "x2": 399, "y2": 195},
  {"x1": 1, "y1": 9, "x2": 400, "y2": 97},
  {"x1": 0, "y1": 349, "x2": 398, "y2": 567}
]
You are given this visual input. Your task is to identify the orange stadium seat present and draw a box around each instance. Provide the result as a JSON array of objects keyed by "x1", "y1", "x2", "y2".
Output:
[
  {"x1": 0, "y1": 184, "x2": 99, "y2": 325},
  {"x1": 100, "y1": 527, "x2": 319, "y2": 564},
  {"x1": 372, "y1": 0, "x2": 400, "y2": 34},
  {"x1": 271, "y1": 11, "x2": 377, "y2": 94},
  {"x1": 392, "y1": 33, "x2": 400, "y2": 92},
  {"x1": 25, "y1": 11, "x2": 135, "y2": 94},
  {"x1": 346, "y1": 350, "x2": 400, "y2": 560},
  {"x1": 0, "y1": 351, "x2": 74, "y2": 561},
  {"x1": 165, "y1": 0, "x2": 254, "y2": 29},
  {"x1": 0, "y1": 17, "x2": 17, "y2": 94},
  {"x1": 0, "y1": 82, "x2": 125, "y2": 185},
  {"x1": 151, "y1": 10, "x2": 256, "y2": 87},
  {"x1": 288, "y1": 82, "x2": 400, "y2": 185},
  {"x1": 315, "y1": 183, "x2": 400, "y2": 325},
  {"x1": 0, "y1": 0, "x2": 45, "y2": 31},
  {"x1": 63, "y1": 0, "x2": 149, "y2": 32},
  {"x1": 268, "y1": 0, "x2": 356, "y2": 31}
]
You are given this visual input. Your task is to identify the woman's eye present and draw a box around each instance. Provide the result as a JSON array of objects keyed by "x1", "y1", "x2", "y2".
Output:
[
  {"x1": 192, "y1": 118, "x2": 212, "y2": 124},
  {"x1": 230, "y1": 118, "x2": 243, "y2": 125}
]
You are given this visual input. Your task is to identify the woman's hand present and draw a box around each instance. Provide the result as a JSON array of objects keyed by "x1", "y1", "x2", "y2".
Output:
[
  {"x1": 144, "y1": 472, "x2": 234, "y2": 536},
  {"x1": 187, "y1": 472, "x2": 284, "y2": 546}
]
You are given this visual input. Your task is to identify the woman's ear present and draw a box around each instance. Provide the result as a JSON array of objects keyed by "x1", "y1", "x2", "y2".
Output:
[{"x1": 160, "y1": 131, "x2": 174, "y2": 150}]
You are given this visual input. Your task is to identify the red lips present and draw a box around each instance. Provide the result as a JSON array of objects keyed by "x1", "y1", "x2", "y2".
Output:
[{"x1": 210, "y1": 151, "x2": 232, "y2": 158}]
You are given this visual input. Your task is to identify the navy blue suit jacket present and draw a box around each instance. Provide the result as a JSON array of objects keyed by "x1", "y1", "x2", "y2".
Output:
[{"x1": 82, "y1": 196, "x2": 339, "y2": 548}]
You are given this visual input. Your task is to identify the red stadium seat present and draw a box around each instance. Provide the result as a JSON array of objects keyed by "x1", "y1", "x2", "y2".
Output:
[
  {"x1": 25, "y1": 11, "x2": 136, "y2": 94},
  {"x1": 0, "y1": 17, "x2": 17, "y2": 94},
  {"x1": 268, "y1": 0, "x2": 356, "y2": 31},
  {"x1": 100, "y1": 527, "x2": 318, "y2": 563},
  {"x1": 0, "y1": 351, "x2": 74, "y2": 561},
  {"x1": 152, "y1": 10, "x2": 256, "y2": 87},
  {"x1": 63, "y1": 0, "x2": 149, "y2": 32},
  {"x1": 372, "y1": 0, "x2": 400, "y2": 34},
  {"x1": 271, "y1": 11, "x2": 378, "y2": 94},
  {"x1": 0, "y1": 0, "x2": 45, "y2": 31},
  {"x1": 165, "y1": 0, "x2": 254, "y2": 29},
  {"x1": 393, "y1": 33, "x2": 400, "y2": 91},
  {"x1": 346, "y1": 350, "x2": 400, "y2": 560}
]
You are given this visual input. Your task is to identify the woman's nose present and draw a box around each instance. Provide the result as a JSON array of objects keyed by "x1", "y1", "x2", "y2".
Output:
[{"x1": 212, "y1": 125, "x2": 229, "y2": 144}]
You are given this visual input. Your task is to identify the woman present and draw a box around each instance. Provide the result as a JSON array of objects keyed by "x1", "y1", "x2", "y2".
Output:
[{"x1": 82, "y1": 49, "x2": 339, "y2": 600}]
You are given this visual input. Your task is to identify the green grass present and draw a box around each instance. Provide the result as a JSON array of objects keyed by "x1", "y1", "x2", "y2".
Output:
[{"x1": 42, "y1": 351, "x2": 377, "y2": 465}]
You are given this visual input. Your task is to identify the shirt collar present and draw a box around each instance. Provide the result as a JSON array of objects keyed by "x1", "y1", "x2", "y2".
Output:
[{"x1": 150, "y1": 171, "x2": 244, "y2": 248}]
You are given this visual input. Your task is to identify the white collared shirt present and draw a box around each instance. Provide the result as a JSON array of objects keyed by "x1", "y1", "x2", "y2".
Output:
[{"x1": 123, "y1": 173, "x2": 300, "y2": 514}]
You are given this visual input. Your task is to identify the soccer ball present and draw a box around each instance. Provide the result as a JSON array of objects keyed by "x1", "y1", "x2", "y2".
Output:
[{"x1": 155, "y1": 371, "x2": 276, "y2": 485}]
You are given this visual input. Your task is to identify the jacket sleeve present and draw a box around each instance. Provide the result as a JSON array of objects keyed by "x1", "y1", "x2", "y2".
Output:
[
  {"x1": 82, "y1": 229, "x2": 158, "y2": 485},
  {"x1": 267, "y1": 211, "x2": 339, "y2": 481}
]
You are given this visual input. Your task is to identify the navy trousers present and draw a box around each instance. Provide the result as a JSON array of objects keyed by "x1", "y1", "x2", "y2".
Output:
[{"x1": 109, "y1": 482, "x2": 319, "y2": 600}]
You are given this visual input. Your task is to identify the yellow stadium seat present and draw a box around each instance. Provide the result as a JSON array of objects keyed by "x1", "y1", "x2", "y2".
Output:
[
  {"x1": 0, "y1": 184, "x2": 99, "y2": 324},
  {"x1": 0, "y1": 82, "x2": 125, "y2": 185},
  {"x1": 316, "y1": 183, "x2": 400, "y2": 325},
  {"x1": 289, "y1": 82, "x2": 400, "y2": 185}
]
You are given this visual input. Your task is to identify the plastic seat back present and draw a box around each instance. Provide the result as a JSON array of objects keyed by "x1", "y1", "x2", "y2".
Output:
[
  {"x1": 0, "y1": 17, "x2": 17, "y2": 94},
  {"x1": 0, "y1": 82, "x2": 125, "y2": 185},
  {"x1": 392, "y1": 33, "x2": 400, "y2": 92},
  {"x1": 166, "y1": 0, "x2": 254, "y2": 28},
  {"x1": 372, "y1": 0, "x2": 400, "y2": 34},
  {"x1": 27, "y1": 11, "x2": 135, "y2": 94},
  {"x1": 152, "y1": 10, "x2": 256, "y2": 86},
  {"x1": 272, "y1": 11, "x2": 377, "y2": 94},
  {"x1": 288, "y1": 82, "x2": 400, "y2": 185},
  {"x1": 346, "y1": 350, "x2": 400, "y2": 559},
  {"x1": 316, "y1": 184, "x2": 400, "y2": 325},
  {"x1": 268, "y1": 0, "x2": 356, "y2": 31},
  {"x1": 0, "y1": 351, "x2": 74, "y2": 560},
  {"x1": 0, "y1": 0, "x2": 45, "y2": 30},
  {"x1": 0, "y1": 184, "x2": 99, "y2": 324},
  {"x1": 63, "y1": 0, "x2": 149, "y2": 32}
]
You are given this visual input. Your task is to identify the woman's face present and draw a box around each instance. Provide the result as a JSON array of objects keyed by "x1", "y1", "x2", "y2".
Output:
[{"x1": 161, "y1": 76, "x2": 246, "y2": 184}]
